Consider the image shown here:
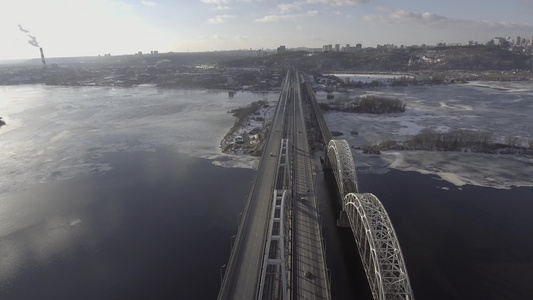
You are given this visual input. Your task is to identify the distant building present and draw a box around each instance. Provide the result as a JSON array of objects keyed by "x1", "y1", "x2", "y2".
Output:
[
  {"x1": 377, "y1": 44, "x2": 397, "y2": 49},
  {"x1": 343, "y1": 43, "x2": 362, "y2": 52},
  {"x1": 334, "y1": 44, "x2": 340, "y2": 52},
  {"x1": 277, "y1": 45, "x2": 286, "y2": 53},
  {"x1": 150, "y1": 50, "x2": 159, "y2": 54},
  {"x1": 493, "y1": 37, "x2": 507, "y2": 46},
  {"x1": 322, "y1": 44, "x2": 333, "y2": 52}
]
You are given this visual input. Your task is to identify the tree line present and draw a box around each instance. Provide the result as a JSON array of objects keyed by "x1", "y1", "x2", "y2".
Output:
[
  {"x1": 323, "y1": 95, "x2": 406, "y2": 114},
  {"x1": 408, "y1": 127, "x2": 495, "y2": 151},
  {"x1": 365, "y1": 127, "x2": 533, "y2": 155}
]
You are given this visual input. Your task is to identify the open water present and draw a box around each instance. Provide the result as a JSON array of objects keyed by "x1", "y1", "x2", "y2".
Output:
[{"x1": 1, "y1": 83, "x2": 532, "y2": 299}]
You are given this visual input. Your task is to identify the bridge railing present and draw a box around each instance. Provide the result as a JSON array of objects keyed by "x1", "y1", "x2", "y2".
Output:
[
  {"x1": 258, "y1": 190, "x2": 291, "y2": 300},
  {"x1": 301, "y1": 80, "x2": 332, "y2": 144},
  {"x1": 218, "y1": 71, "x2": 291, "y2": 300}
]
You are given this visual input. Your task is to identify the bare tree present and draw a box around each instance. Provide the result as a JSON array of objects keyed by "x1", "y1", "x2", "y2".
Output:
[{"x1": 505, "y1": 136, "x2": 521, "y2": 148}]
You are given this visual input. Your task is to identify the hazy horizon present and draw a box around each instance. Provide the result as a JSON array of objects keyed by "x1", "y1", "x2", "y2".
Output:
[{"x1": 2, "y1": 0, "x2": 533, "y2": 61}]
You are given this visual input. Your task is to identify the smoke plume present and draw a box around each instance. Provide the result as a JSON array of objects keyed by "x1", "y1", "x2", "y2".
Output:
[{"x1": 18, "y1": 25, "x2": 40, "y2": 48}]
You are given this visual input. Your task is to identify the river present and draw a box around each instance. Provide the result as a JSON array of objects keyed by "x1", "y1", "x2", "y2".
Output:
[{"x1": 1, "y1": 83, "x2": 532, "y2": 299}]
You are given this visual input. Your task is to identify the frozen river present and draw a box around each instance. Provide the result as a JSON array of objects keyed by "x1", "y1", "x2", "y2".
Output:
[
  {"x1": 321, "y1": 81, "x2": 533, "y2": 189},
  {"x1": 0, "y1": 82, "x2": 532, "y2": 299}
]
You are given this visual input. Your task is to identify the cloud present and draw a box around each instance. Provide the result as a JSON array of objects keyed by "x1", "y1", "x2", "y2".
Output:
[
  {"x1": 201, "y1": 0, "x2": 230, "y2": 10},
  {"x1": 364, "y1": 9, "x2": 533, "y2": 32},
  {"x1": 278, "y1": 3, "x2": 301, "y2": 13},
  {"x1": 141, "y1": 0, "x2": 156, "y2": 6},
  {"x1": 201, "y1": 0, "x2": 229, "y2": 4},
  {"x1": 255, "y1": 10, "x2": 319, "y2": 23},
  {"x1": 207, "y1": 14, "x2": 236, "y2": 24},
  {"x1": 304, "y1": 0, "x2": 374, "y2": 5}
]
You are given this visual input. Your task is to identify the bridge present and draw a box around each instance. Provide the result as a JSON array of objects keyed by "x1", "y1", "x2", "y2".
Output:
[{"x1": 218, "y1": 69, "x2": 414, "y2": 300}]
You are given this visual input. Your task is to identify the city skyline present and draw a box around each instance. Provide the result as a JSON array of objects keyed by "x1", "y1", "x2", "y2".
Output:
[{"x1": 1, "y1": 0, "x2": 533, "y2": 61}]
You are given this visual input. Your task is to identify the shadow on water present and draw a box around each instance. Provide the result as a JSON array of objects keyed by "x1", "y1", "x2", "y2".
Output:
[{"x1": 314, "y1": 153, "x2": 373, "y2": 300}]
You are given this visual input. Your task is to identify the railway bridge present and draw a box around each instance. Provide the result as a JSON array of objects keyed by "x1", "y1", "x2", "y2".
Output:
[{"x1": 218, "y1": 69, "x2": 414, "y2": 300}]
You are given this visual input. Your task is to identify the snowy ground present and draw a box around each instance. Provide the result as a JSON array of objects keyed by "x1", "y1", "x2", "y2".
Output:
[
  {"x1": 319, "y1": 81, "x2": 533, "y2": 189},
  {"x1": 218, "y1": 101, "x2": 276, "y2": 156}
]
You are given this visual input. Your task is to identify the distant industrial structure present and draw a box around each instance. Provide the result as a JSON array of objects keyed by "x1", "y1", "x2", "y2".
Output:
[{"x1": 39, "y1": 47, "x2": 46, "y2": 67}]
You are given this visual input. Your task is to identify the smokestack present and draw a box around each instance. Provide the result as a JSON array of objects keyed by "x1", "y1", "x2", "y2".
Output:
[{"x1": 39, "y1": 47, "x2": 46, "y2": 66}]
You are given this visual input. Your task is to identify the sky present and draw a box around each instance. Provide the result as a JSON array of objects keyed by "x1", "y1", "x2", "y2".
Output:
[{"x1": 1, "y1": 0, "x2": 533, "y2": 60}]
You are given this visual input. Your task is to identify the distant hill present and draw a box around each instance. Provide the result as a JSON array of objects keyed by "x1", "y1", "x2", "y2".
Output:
[
  {"x1": 220, "y1": 46, "x2": 533, "y2": 72},
  {"x1": 2, "y1": 50, "x2": 274, "y2": 68}
]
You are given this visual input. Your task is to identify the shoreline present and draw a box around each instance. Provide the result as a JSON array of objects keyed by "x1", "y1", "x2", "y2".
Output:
[
  {"x1": 355, "y1": 149, "x2": 533, "y2": 189},
  {"x1": 220, "y1": 94, "x2": 533, "y2": 190},
  {"x1": 219, "y1": 99, "x2": 275, "y2": 156}
]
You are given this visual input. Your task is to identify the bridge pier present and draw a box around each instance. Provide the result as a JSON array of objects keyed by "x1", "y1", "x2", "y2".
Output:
[
  {"x1": 320, "y1": 154, "x2": 332, "y2": 170},
  {"x1": 336, "y1": 210, "x2": 350, "y2": 228}
]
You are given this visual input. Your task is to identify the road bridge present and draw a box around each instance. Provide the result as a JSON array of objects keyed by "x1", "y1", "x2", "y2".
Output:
[
  {"x1": 219, "y1": 69, "x2": 413, "y2": 300},
  {"x1": 218, "y1": 69, "x2": 330, "y2": 300}
]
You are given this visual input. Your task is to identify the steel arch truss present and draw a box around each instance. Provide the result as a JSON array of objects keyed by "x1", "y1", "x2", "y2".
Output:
[
  {"x1": 327, "y1": 139, "x2": 358, "y2": 196},
  {"x1": 344, "y1": 193, "x2": 413, "y2": 300}
]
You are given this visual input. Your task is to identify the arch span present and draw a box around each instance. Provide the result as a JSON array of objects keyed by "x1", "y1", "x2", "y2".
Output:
[
  {"x1": 344, "y1": 193, "x2": 414, "y2": 300},
  {"x1": 326, "y1": 139, "x2": 358, "y2": 196}
]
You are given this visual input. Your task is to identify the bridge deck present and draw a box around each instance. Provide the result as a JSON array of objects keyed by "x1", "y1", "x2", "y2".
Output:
[
  {"x1": 218, "y1": 74, "x2": 288, "y2": 300},
  {"x1": 292, "y1": 71, "x2": 330, "y2": 299},
  {"x1": 218, "y1": 69, "x2": 330, "y2": 300}
]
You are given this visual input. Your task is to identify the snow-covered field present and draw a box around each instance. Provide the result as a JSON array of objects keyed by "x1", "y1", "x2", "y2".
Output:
[{"x1": 320, "y1": 81, "x2": 533, "y2": 189}]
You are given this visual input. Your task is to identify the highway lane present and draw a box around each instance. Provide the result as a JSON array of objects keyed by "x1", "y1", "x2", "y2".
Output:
[
  {"x1": 292, "y1": 71, "x2": 330, "y2": 300},
  {"x1": 218, "y1": 72, "x2": 290, "y2": 300}
]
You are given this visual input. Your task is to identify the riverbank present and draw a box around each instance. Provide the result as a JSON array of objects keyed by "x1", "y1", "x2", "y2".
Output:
[{"x1": 219, "y1": 99, "x2": 275, "y2": 156}]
